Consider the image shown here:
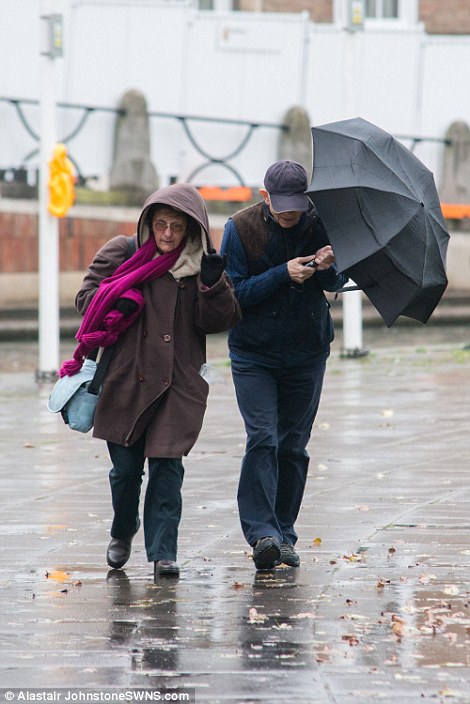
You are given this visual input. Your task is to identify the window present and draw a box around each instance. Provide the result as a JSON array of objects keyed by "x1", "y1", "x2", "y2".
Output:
[{"x1": 365, "y1": 0, "x2": 399, "y2": 19}]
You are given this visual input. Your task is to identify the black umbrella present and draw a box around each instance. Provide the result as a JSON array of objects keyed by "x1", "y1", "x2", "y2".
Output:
[{"x1": 307, "y1": 117, "x2": 450, "y2": 327}]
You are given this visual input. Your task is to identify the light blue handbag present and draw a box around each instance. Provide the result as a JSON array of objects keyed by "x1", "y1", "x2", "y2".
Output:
[{"x1": 47, "y1": 351, "x2": 110, "y2": 433}]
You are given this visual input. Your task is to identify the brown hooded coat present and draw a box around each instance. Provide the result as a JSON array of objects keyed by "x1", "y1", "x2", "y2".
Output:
[{"x1": 75, "y1": 184, "x2": 241, "y2": 457}]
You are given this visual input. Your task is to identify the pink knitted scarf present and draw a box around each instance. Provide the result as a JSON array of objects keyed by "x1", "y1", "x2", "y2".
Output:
[{"x1": 59, "y1": 237, "x2": 185, "y2": 377}]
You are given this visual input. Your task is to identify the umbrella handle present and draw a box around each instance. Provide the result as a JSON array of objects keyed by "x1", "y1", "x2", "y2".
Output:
[
  {"x1": 335, "y1": 285, "x2": 363, "y2": 293},
  {"x1": 303, "y1": 259, "x2": 318, "y2": 269}
]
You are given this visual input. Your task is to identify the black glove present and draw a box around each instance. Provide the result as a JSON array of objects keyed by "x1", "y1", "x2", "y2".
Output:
[
  {"x1": 200, "y1": 249, "x2": 227, "y2": 287},
  {"x1": 114, "y1": 297, "x2": 139, "y2": 317}
]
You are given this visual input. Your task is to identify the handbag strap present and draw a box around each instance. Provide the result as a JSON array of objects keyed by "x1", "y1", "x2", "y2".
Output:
[{"x1": 88, "y1": 346, "x2": 114, "y2": 395}]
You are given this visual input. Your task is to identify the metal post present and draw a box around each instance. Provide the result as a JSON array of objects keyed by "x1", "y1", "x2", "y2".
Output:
[
  {"x1": 341, "y1": 283, "x2": 369, "y2": 358},
  {"x1": 340, "y1": 6, "x2": 368, "y2": 359},
  {"x1": 37, "y1": 2, "x2": 61, "y2": 380}
]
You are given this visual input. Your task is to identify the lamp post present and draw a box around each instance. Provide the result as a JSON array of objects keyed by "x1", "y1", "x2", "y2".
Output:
[
  {"x1": 37, "y1": 3, "x2": 63, "y2": 380},
  {"x1": 340, "y1": 0, "x2": 368, "y2": 358}
]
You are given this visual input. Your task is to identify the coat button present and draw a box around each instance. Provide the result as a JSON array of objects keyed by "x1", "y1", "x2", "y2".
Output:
[
  {"x1": 143, "y1": 329, "x2": 148, "y2": 338},
  {"x1": 179, "y1": 282, "x2": 186, "y2": 289},
  {"x1": 163, "y1": 379, "x2": 169, "y2": 386},
  {"x1": 138, "y1": 374, "x2": 144, "y2": 382},
  {"x1": 163, "y1": 334, "x2": 171, "y2": 342}
]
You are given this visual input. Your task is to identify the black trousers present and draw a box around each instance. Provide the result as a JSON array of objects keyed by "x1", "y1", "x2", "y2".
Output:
[{"x1": 107, "y1": 436, "x2": 184, "y2": 562}]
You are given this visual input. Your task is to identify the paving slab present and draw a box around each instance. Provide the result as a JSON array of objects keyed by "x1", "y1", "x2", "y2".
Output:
[{"x1": 1, "y1": 333, "x2": 470, "y2": 703}]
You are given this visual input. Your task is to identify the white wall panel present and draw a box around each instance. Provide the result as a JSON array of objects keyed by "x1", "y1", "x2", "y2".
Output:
[{"x1": 0, "y1": 1, "x2": 469, "y2": 191}]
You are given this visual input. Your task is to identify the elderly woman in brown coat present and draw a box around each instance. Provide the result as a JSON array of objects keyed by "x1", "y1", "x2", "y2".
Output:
[{"x1": 73, "y1": 183, "x2": 241, "y2": 577}]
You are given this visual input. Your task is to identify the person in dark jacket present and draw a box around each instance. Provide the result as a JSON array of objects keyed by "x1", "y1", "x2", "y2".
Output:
[
  {"x1": 220, "y1": 160, "x2": 348, "y2": 571},
  {"x1": 72, "y1": 183, "x2": 241, "y2": 578}
]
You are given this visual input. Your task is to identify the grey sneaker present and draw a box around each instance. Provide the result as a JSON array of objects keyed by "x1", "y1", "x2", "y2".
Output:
[
  {"x1": 252, "y1": 537, "x2": 281, "y2": 570},
  {"x1": 279, "y1": 543, "x2": 300, "y2": 567}
]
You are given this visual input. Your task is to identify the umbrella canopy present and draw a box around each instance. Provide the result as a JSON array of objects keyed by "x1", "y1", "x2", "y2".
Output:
[{"x1": 307, "y1": 117, "x2": 450, "y2": 327}]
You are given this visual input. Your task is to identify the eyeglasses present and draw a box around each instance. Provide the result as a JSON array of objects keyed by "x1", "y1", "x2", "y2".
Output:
[{"x1": 153, "y1": 220, "x2": 186, "y2": 235}]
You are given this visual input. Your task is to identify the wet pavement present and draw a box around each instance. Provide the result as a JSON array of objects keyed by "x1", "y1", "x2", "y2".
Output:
[{"x1": 1, "y1": 326, "x2": 470, "y2": 702}]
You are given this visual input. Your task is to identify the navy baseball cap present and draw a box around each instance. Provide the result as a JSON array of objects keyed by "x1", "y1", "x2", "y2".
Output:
[{"x1": 263, "y1": 160, "x2": 309, "y2": 213}]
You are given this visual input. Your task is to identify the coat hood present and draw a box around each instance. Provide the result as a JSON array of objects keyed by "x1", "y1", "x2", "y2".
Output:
[
  {"x1": 137, "y1": 183, "x2": 212, "y2": 280},
  {"x1": 137, "y1": 183, "x2": 212, "y2": 249}
]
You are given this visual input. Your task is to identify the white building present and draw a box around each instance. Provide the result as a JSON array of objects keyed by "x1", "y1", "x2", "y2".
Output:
[{"x1": 0, "y1": 0, "x2": 469, "y2": 192}]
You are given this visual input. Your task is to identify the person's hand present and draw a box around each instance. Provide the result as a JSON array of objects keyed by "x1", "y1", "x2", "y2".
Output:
[
  {"x1": 113, "y1": 288, "x2": 144, "y2": 317},
  {"x1": 288, "y1": 255, "x2": 318, "y2": 284},
  {"x1": 200, "y1": 249, "x2": 227, "y2": 287},
  {"x1": 314, "y1": 245, "x2": 336, "y2": 270},
  {"x1": 114, "y1": 297, "x2": 140, "y2": 317}
]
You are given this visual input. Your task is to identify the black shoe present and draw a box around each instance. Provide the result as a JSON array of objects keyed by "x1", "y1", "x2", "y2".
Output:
[
  {"x1": 252, "y1": 537, "x2": 281, "y2": 570},
  {"x1": 106, "y1": 536, "x2": 134, "y2": 569},
  {"x1": 279, "y1": 543, "x2": 300, "y2": 567},
  {"x1": 154, "y1": 560, "x2": 180, "y2": 578}
]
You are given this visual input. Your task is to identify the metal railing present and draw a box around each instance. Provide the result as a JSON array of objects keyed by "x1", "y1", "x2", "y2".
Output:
[{"x1": 0, "y1": 96, "x2": 286, "y2": 186}]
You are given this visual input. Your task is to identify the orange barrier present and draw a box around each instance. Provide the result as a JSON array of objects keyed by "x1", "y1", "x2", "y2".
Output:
[
  {"x1": 441, "y1": 203, "x2": 470, "y2": 219},
  {"x1": 198, "y1": 186, "x2": 253, "y2": 202}
]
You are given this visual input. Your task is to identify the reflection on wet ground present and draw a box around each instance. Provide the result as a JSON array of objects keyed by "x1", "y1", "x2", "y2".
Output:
[
  {"x1": 3, "y1": 553, "x2": 469, "y2": 700},
  {"x1": 1, "y1": 334, "x2": 470, "y2": 701}
]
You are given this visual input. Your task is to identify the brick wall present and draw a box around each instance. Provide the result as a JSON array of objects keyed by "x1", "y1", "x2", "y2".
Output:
[
  {"x1": 237, "y1": 0, "x2": 332, "y2": 21},
  {"x1": 237, "y1": 0, "x2": 470, "y2": 33},
  {"x1": 419, "y1": 0, "x2": 470, "y2": 34},
  {"x1": 263, "y1": 0, "x2": 332, "y2": 21},
  {"x1": 0, "y1": 211, "x2": 136, "y2": 274},
  {"x1": 0, "y1": 209, "x2": 225, "y2": 275}
]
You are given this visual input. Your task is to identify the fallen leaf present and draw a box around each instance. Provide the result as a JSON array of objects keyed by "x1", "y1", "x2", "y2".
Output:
[
  {"x1": 391, "y1": 614, "x2": 407, "y2": 624},
  {"x1": 343, "y1": 553, "x2": 365, "y2": 562},
  {"x1": 391, "y1": 614, "x2": 408, "y2": 640},
  {"x1": 443, "y1": 585, "x2": 460, "y2": 596},
  {"x1": 341, "y1": 634, "x2": 360, "y2": 646},
  {"x1": 312, "y1": 537, "x2": 322, "y2": 545},
  {"x1": 315, "y1": 654, "x2": 329, "y2": 663},
  {"x1": 392, "y1": 622, "x2": 406, "y2": 639},
  {"x1": 439, "y1": 687, "x2": 462, "y2": 697},
  {"x1": 418, "y1": 573, "x2": 435, "y2": 584},
  {"x1": 46, "y1": 570, "x2": 70, "y2": 583},
  {"x1": 381, "y1": 409, "x2": 394, "y2": 417},
  {"x1": 248, "y1": 608, "x2": 267, "y2": 624}
]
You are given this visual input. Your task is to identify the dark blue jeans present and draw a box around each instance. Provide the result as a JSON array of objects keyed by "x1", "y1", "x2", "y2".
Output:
[
  {"x1": 231, "y1": 358, "x2": 326, "y2": 547},
  {"x1": 107, "y1": 436, "x2": 184, "y2": 562}
]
